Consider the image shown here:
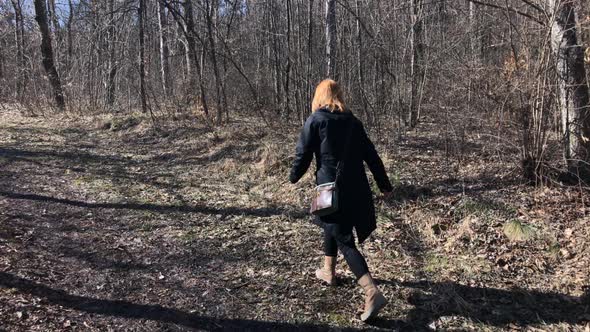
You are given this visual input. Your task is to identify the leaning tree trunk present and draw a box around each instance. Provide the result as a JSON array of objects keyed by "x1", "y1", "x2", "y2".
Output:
[
  {"x1": 549, "y1": 0, "x2": 590, "y2": 171},
  {"x1": 325, "y1": 0, "x2": 337, "y2": 79},
  {"x1": 33, "y1": 0, "x2": 66, "y2": 111}
]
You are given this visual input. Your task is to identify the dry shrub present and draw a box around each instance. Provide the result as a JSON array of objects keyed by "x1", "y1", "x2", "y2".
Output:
[
  {"x1": 219, "y1": 159, "x2": 239, "y2": 174},
  {"x1": 443, "y1": 216, "x2": 476, "y2": 251},
  {"x1": 254, "y1": 142, "x2": 292, "y2": 176},
  {"x1": 96, "y1": 113, "x2": 145, "y2": 132}
]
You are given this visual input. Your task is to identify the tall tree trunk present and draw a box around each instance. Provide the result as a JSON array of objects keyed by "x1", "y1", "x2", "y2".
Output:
[
  {"x1": 47, "y1": 0, "x2": 60, "y2": 33},
  {"x1": 172, "y1": 0, "x2": 191, "y2": 84},
  {"x1": 284, "y1": 0, "x2": 292, "y2": 119},
  {"x1": 307, "y1": 0, "x2": 314, "y2": 115},
  {"x1": 578, "y1": 0, "x2": 589, "y2": 86},
  {"x1": 0, "y1": 37, "x2": 4, "y2": 99},
  {"x1": 138, "y1": 0, "x2": 148, "y2": 113},
  {"x1": 295, "y1": 0, "x2": 304, "y2": 122},
  {"x1": 408, "y1": 0, "x2": 425, "y2": 128},
  {"x1": 205, "y1": 0, "x2": 227, "y2": 123},
  {"x1": 469, "y1": 1, "x2": 481, "y2": 62},
  {"x1": 268, "y1": 2, "x2": 282, "y2": 110},
  {"x1": 549, "y1": 0, "x2": 590, "y2": 170},
  {"x1": 47, "y1": 0, "x2": 63, "y2": 77},
  {"x1": 183, "y1": 0, "x2": 210, "y2": 116},
  {"x1": 325, "y1": 0, "x2": 337, "y2": 78},
  {"x1": 66, "y1": 0, "x2": 74, "y2": 68},
  {"x1": 33, "y1": 0, "x2": 66, "y2": 110},
  {"x1": 356, "y1": 0, "x2": 368, "y2": 118},
  {"x1": 106, "y1": 0, "x2": 117, "y2": 107},
  {"x1": 157, "y1": 2, "x2": 173, "y2": 99},
  {"x1": 11, "y1": 0, "x2": 26, "y2": 102}
]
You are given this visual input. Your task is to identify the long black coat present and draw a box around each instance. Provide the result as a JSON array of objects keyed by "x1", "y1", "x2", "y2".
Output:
[{"x1": 289, "y1": 108, "x2": 392, "y2": 243}]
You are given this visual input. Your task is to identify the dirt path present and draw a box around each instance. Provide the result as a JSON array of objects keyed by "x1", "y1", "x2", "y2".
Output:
[{"x1": 1, "y1": 110, "x2": 588, "y2": 331}]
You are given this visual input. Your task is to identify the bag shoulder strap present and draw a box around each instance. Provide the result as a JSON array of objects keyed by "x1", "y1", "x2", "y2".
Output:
[{"x1": 334, "y1": 120, "x2": 355, "y2": 183}]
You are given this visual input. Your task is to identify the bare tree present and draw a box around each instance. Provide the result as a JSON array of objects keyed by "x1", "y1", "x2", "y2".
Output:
[
  {"x1": 0, "y1": 0, "x2": 586, "y2": 184},
  {"x1": 180, "y1": 0, "x2": 210, "y2": 116},
  {"x1": 106, "y1": 0, "x2": 118, "y2": 107},
  {"x1": 325, "y1": 0, "x2": 337, "y2": 78},
  {"x1": 66, "y1": 0, "x2": 74, "y2": 66},
  {"x1": 33, "y1": 0, "x2": 65, "y2": 110},
  {"x1": 549, "y1": 0, "x2": 590, "y2": 169},
  {"x1": 204, "y1": 0, "x2": 227, "y2": 123},
  {"x1": 10, "y1": 0, "x2": 26, "y2": 102},
  {"x1": 0, "y1": 35, "x2": 4, "y2": 99},
  {"x1": 138, "y1": 0, "x2": 148, "y2": 113},
  {"x1": 157, "y1": 1, "x2": 172, "y2": 99},
  {"x1": 408, "y1": 0, "x2": 425, "y2": 128},
  {"x1": 307, "y1": 0, "x2": 314, "y2": 114}
]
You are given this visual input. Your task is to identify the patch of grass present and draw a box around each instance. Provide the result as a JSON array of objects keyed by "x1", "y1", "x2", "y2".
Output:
[
  {"x1": 546, "y1": 242, "x2": 560, "y2": 259},
  {"x1": 276, "y1": 275, "x2": 286, "y2": 284},
  {"x1": 389, "y1": 170, "x2": 402, "y2": 188},
  {"x1": 503, "y1": 219, "x2": 535, "y2": 242},
  {"x1": 179, "y1": 229, "x2": 199, "y2": 243},
  {"x1": 376, "y1": 208, "x2": 398, "y2": 225},
  {"x1": 104, "y1": 115, "x2": 142, "y2": 131},
  {"x1": 461, "y1": 257, "x2": 492, "y2": 276},
  {"x1": 424, "y1": 253, "x2": 492, "y2": 277},
  {"x1": 139, "y1": 222, "x2": 156, "y2": 232},
  {"x1": 424, "y1": 254, "x2": 450, "y2": 274},
  {"x1": 325, "y1": 312, "x2": 349, "y2": 326},
  {"x1": 453, "y1": 197, "x2": 516, "y2": 221}
]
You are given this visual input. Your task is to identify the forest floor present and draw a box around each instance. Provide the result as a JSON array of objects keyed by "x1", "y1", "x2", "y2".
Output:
[{"x1": 0, "y1": 107, "x2": 589, "y2": 331}]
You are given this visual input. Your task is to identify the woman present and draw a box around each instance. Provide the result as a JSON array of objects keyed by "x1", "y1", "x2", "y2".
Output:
[{"x1": 289, "y1": 79, "x2": 393, "y2": 321}]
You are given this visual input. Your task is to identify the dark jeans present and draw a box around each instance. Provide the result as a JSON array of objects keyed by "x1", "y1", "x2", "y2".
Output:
[{"x1": 323, "y1": 224, "x2": 369, "y2": 279}]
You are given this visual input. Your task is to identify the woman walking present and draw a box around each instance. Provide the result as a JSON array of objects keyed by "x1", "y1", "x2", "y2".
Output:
[{"x1": 289, "y1": 79, "x2": 393, "y2": 321}]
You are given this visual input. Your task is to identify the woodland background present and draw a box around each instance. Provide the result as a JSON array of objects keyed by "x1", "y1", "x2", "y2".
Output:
[
  {"x1": 1, "y1": 0, "x2": 589, "y2": 180},
  {"x1": 1, "y1": 0, "x2": 590, "y2": 331}
]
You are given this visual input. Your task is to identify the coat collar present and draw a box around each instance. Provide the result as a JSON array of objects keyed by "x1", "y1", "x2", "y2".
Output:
[{"x1": 316, "y1": 107, "x2": 353, "y2": 116}]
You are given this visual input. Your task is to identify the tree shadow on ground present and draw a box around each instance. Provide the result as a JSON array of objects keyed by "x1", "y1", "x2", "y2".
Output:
[
  {"x1": 0, "y1": 191, "x2": 306, "y2": 219},
  {"x1": 385, "y1": 174, "x2": 523, "y2": 206},
  {"x1": 0, "y1": 272, "x2": 364, "y2": 331},
  {"x1": 0, "y1": 146, "x2": 129, "y2": 165},
  {"x1": 0, "y1": 144, "x2": 262, "y2": 194},
  {"x1": 188, "y1": 143, "x2": 261, "y2": 164},
  {"x1": 370, "y1": 279, "x2": 589, "y2": 331},
  {"x1": 388, "y1": 183, "x2": 433, "y2": 203}
]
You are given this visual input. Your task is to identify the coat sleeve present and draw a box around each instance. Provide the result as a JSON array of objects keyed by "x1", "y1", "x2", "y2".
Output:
[
  {"x1": 289, "y1": 116, "x2": 318, "y2": 184},
  {"x1": 361, "y1": 123, "x2": 393, "y2": 193}
]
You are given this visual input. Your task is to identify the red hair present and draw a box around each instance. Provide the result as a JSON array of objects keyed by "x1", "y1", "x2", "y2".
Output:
[{"x1": 311, "y1": 79, "x2": 346, "y2": 113}]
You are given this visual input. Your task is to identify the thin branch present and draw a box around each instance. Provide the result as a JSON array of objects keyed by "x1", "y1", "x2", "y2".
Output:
[
  {"x1": 519, "y1": 0, "x2": 545, "y2": 14},
  {"x1": 467, "y1": 0, "x2": 545, "y2": 25}
]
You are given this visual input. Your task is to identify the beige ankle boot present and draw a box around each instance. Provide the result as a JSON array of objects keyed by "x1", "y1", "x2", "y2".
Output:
[
  {"x1": 358, "y1": 273, "x2": 387, "y2": 321},
  {"x1": 315, "y1": 256, "x2": 337, "y2": 286}
]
